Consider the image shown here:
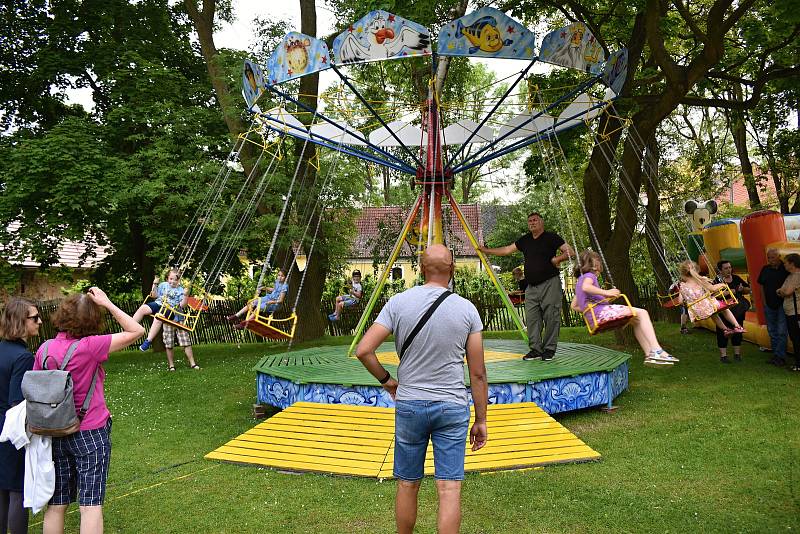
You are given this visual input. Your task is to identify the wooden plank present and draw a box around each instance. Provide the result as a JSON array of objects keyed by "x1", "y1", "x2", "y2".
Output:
[{"x1": 207, "y1": 402, "x2": 601, "y2": 478}]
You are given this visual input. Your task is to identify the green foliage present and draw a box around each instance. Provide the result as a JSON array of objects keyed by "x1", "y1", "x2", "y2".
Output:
[{"x1": 60, "y1": 278, "x2": 92, "y2": 295}]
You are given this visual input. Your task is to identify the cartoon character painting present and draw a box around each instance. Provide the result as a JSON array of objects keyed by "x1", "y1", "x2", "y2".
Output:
[
  {"x1": 436, "y1": 7, "x2": 537, "y2": 61},
  {"x1": 285, "y1": 37, "x2": 311, "y2": 75},
  {"x1": 457, "y1": 16, "x2": 512, "y2": 54},
  {"x1": 540, "y1": 21, "x2": 605, "y2": 74},
  {"x1": 242, "y1": 59, "x2": 265, "y2": 110},
  {"x1": 333, "y1": 11, "x2": 431, "y2": 64},
  {"x1": 267, "y1": 32, "x2": 332, "y2": 86}
]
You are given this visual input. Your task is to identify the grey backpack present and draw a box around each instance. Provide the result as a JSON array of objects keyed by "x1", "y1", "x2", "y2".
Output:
[{"x1": 21, "y1": 339, "x2": 99, "y2": 437}]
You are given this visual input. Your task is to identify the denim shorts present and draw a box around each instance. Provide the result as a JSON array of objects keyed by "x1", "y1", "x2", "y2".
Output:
[
  {"x1": 394, "y1": 400, "x2": 470, "y2": 481},
  {"x1": 51, "y1": 419, "x2": 112, "y2": 506},
  {"x1": 342, "y1": 296, "x2": 358, "y2": 307}
]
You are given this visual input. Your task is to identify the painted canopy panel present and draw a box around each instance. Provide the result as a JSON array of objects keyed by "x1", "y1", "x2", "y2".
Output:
[
  {"x1": 442, "y1": 119, "x2": 494, "y2": 144},
  {"x1": 267, "y1": 32, "x2": 332, "y2": 86},
  {"x1": 368, "y1": 120, "x2": 425, "y2": 147},
  {"x1": 242, "y1": 60, "x2": 267, "y2": 110},
  {"x1": 437, "y1": 7, "x2": 537, "y2": 60},
  {"x1": 332, "y1": 11, "x2": 431, "y2": 65},
  {"x1": 603, "y1": 49, "x2": 628, "y2": 95},
  {"x1": 539, "y1": 22, "x2": 605, "y2": 74}
]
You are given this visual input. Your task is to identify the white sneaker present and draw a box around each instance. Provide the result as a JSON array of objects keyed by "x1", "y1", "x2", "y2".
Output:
[
  {"x1": 644, "y1": 357, "x2": 674, "y2": 368},
  {"x1": 649, "y1": 349, "x2": 679, "y2": 363}
]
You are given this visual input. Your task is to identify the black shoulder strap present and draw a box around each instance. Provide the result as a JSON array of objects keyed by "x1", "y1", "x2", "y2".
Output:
[
  {"x1": 40, "y1": 339, "x2": 53, "y2": 370},
  {"x1": 399, "y1": 290, "x2": 452, "y2": 361}
]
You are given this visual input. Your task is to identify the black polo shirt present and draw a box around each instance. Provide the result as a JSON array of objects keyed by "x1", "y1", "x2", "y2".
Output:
[
  {"x1": 758, "y1": 264, "x2": 789, "y2": 309},
  {"x1": 515, "y1": 231, "x2": 565, "y2": 285}
]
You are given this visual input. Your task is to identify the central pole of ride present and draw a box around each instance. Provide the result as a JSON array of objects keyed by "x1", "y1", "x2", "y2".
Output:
[{"x1": 347, "y1": 65, "x2": 527, "y2": 356}]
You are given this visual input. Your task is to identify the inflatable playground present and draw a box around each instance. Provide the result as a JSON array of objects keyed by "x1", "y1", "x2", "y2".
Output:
[{"x1": 676, "y1": 207, "x2": 800, "y2": 347}]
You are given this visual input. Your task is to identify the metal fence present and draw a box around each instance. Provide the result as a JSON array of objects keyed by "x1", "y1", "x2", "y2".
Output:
[{"x1": 27, "y1": 285, "x2": 673, "y2": 349}]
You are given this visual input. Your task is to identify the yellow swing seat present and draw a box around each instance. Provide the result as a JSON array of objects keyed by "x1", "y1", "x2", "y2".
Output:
[
  {"x1": 583, "y1": 294, "x2": 637, "y2": 335},
  {"x1": 242, "y1": 307, "x2": 297, "y2": 340},
  {"x1": 153, "y1": 296, "x2": 207, "y2": 333},
  {"x1": 657, "y1": 283, "x2": 683, "y2": 308},
  {"x1": 684, "y1": 284, "x2": 738, "y2": 320}
]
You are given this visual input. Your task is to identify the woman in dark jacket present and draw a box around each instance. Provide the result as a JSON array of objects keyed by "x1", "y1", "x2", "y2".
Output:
[{"x1": 0, "y1": 298, "x2": 41, "y2": 534}]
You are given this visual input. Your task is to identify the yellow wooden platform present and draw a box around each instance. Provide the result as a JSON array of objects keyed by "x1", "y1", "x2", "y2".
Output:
[{"x1": 205, "y1": 402, "x2": 600, "y2": 478}]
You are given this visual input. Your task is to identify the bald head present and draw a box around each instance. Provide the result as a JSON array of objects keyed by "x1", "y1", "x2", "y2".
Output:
[
  {"x1": 767, "y1": 248, "x2": 782, "y2": 268},
  {"x1": 421, "y1": 244, "x2": 454, "y2": 284}
]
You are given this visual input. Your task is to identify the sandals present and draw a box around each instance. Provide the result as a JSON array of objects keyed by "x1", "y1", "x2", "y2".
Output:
[
  {"x1": 191, "y1": 364, "x2": 201, "y2": 370},
  {"x1": 168, "y1": 366, "x2": 176, "y2": 372}
]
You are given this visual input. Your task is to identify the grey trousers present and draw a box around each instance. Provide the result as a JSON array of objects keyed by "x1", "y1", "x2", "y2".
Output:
[{"x1": 524, "y1": 275, "x2": 563, "y2": 354}]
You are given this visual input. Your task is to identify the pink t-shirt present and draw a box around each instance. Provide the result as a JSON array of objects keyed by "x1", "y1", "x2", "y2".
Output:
[{"x1": 33, "y1": 332, "x2": 112, "y2": 431}]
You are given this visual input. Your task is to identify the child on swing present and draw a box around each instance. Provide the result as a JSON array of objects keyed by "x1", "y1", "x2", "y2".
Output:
[
  {"x1": 571, "y1": 250, "x2": 678, "y2": 367},
  {"x1": 133, "y1": 268, "x2": 186, "y2": 352},
  {"x1": 226, "y1": 269, "x2": 288, "y2": 327},
  {"x1": 676, "y1": 260, "x2": 746, "y2": 336}
]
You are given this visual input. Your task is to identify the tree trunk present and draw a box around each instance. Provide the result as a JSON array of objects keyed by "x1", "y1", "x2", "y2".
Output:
[
  {"x1": 730, "y1": 83, "x2": 761, "y2": 209},
  {"x1": 183, "y1": 1, "x2": 258, "y2": 169},
  {"x1": 289, "y1": 0, "x2": 327, "y2": 342},
  {"x1": 642, "y1": 133, "x2": 672, "y2": 291},
  {"x1": 130, "y1": 218, "x2": 154, "y2": 296}
]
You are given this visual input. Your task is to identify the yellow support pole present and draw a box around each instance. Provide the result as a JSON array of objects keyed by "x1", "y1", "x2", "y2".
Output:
[{"x1": 445, "y1": 191, "x2": 527, "y2": 342}]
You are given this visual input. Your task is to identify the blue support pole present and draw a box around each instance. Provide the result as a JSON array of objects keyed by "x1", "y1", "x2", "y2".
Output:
[
  {"x1": 443, "y1": 58, "x2": 538, "y2": 170},
  {"x1": 330, "y1": 65, "x2": 424, "y2": 170},
  {"x1": 453, "y1": 96, "x2": 614, "y2": 175},
  {"x1": 259, "y1": 121, "x2": 414, "y2": 174},
  {"x1": 451, "y1": 75, "x2": 602, "y2": 174},
  {"x1": 264, "y1": 83, "x2": 416, "y2": 173}
]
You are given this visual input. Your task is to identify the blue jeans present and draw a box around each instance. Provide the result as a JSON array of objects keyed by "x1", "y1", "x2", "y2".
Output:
[
  {"x1": 764, "y1": 305, "x2": 788, "y2": 358},
  {"x1": 393, "y1": 400, "x2": 470, "y2": 481}
]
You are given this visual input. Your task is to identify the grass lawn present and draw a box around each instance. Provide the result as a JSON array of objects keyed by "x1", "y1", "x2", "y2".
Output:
[{"x1": 34, "y1": 324, "x2": 799, "y2": 533}]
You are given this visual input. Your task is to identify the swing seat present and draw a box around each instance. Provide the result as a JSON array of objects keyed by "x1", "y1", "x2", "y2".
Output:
[
  {"x1": 658, "y1": 292, "x2": 682, "y2": 308},
  {"x1": 583, "y1": 294, "x2": 637, "y2": 335},
  {"x1": 243, "y1": 311, "x2": 297, "y2": 341},
  {"x1": 685, "y1": 284, "x2": 738, "y2": 319},
  {"x1": 508, "y1": 291, "x2": 525, "y2": 306},
  {"x1": 658, "y1": 283, "x2": 682, "y2": 308},
  {"x1": 154, "y1": 298, "x2": 205, "y2": 333}
]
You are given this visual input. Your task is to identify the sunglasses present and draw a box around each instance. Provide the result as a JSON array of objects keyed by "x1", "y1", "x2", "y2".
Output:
[{"x1": 27, "y1": 314, "x2": 41, "y2": 322}]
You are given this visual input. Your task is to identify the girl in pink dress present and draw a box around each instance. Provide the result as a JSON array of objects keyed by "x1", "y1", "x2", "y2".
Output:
[
  {"x1": 676, "y1": 260, "x2": 745, "y2": 336},
  {"x1": 571, "y1": 250, "x2": 678, "y2": 367}
]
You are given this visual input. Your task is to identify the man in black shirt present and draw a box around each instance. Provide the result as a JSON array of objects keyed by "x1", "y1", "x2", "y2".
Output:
[
  {"x1": 757, "y1": 248, "x2": 789, "y2": 366},
  {"x1": 480, "y1": 212, "x2": 573, "y2": 361}
]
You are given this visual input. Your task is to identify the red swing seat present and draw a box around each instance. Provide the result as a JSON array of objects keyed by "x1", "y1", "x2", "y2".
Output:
[
  {"x1": 240, "y1": 306, "x2": 297, "y2": 341},
  {"x1": 583, "y1": 294, "x2": 637, "y2": 335}
]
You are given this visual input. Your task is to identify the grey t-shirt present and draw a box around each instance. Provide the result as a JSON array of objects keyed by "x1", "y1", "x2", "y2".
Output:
[{"x1": 375, "y1": 285, "x2": 483, "y2": 405}]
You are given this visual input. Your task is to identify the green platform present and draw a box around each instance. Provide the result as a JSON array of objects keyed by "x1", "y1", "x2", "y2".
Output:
[{"x1": 254, "y1": 339, "x2": 630, "y2": 386}]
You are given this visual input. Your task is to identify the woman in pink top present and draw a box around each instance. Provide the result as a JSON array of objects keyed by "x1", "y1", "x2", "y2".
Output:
[
  {"x1": 571, "y1": 250, "x2": 677, "y2": 368},
  {"x1": 34, "y1": 288, "x2": 143, "y2": 534}
]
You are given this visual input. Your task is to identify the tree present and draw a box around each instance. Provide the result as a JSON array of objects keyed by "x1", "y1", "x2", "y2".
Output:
[
  {"x1": 0, "y1": 1, "x2": 230, "y2": 296},
  {"x1": 505, "y1": 0, "x2": 800, "y2": 298}
]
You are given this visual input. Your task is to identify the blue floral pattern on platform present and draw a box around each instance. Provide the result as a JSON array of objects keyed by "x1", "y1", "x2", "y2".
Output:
[
  {"x1": 304, "y1": 383, "x2": 394, "y2": 407},
  {"x1": 531, "y1": 371, "x2": 612, "y2": 413},
  {"x1": 257, "y1": 363, "x2": 628, "y2": 414},
  {"x1": 257, "y1": 374, "x2": 300, "y2": 409}
]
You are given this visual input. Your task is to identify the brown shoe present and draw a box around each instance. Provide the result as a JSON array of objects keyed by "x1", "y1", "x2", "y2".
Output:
[{"x1": 226, "y1": 314, "x2": 239, "y2": 324}]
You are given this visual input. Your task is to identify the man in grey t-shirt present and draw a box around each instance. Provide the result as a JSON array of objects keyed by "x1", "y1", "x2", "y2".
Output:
[{"x1": 356, "y1": 244, "x2": 488, "y2": 534}]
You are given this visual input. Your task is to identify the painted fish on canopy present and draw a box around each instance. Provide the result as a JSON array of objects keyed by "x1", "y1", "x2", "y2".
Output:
[{"x1": 457, "y1": 16, "x2": 513, "y2": 54}]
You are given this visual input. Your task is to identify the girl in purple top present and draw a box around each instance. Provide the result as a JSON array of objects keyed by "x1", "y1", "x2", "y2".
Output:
[
  {"x1": 34, "y1": 287, "x2": 143, "y2": 534},
  {"x1": 570, "y1": 250, "x2": 678, "y2": 368}
]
